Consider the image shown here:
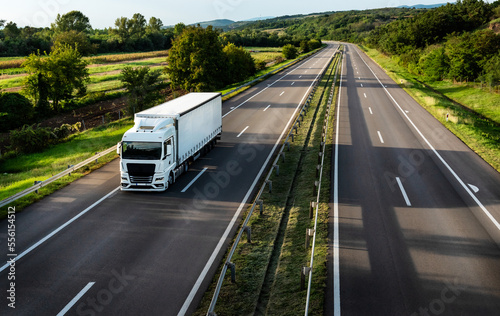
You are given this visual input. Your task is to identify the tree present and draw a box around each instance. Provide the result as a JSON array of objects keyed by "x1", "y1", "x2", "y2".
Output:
[
  {"x1": 419, "y1": 46, "x2": 449, "y2": 81},
  {"x1": 52, "y1": 30, "x2": 96, "y2": 55},
  {"x1": 23, "y1": 45, "x2": 89, "y2": 113},
  {"x1": 3, "y1": 22, "x2": 20, "y2": 39},
  {"x1": 120, "y1": 66, "x2": 162, "y2": 112},
  {"x1": 147, "y1": 17, "x2": 163, "y2": 34},
  {"x1": 282, "y1": 44, "x2": 298, "y2": 59},
  {"x1": 129, "y1": 13, "x2": 147, "y2": 40},
  {"x1": 52, "y1": 11, "x2": 92, "y2": 33},
  {"x1": 166, "y1": 25, "x2": 228, "y2": 91},
  {"x1": 223, "y1": 43, "x2": 256, "y2": 83}
]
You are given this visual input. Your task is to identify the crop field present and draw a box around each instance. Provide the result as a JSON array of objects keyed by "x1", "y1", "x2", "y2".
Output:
[{"x1": 0, "y1": 51, "x2": 168, "y2": 93}]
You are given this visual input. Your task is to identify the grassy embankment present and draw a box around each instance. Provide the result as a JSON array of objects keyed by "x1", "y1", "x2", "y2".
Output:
[
  {"x1": 0, "y1": 119, "x2": 133, "y2": 217},
  {"x1": 359, "y1": 45, "x2": 500, "y2": 172},
  {"x1": 0, "y1": 47, "x2": 323, "y2": 217},
  {"x1": 193, "y1": 49, "x2": 339, "y2": 316}
]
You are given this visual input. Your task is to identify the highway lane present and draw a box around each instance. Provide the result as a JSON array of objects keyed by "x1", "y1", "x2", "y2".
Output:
[
  {"x1": 329, "y1": 44, "x2": 500, "y2": 315},
  {"x1": 0, "y1": 43, "x2": 338, "y2": 315}
]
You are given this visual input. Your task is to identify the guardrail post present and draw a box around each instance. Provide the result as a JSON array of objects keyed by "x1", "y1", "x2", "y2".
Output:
[
  {"x1": 280, "y1": 152, "x2": 285, "y2": 162},
  {"x1": 316, "y1": 164, "x2": 321, "y2": 178},
  {"x1": 319, "y1": 141, "x2": 325, "y2": 151},
  {"x1": 68, "y1": 164, "x2": 74, "y2": 176},
  {"x1": 95, "y1": 152, "x2": 99, "y2": 164},
  {"x1": 305, "y1": 228, "x2": 315, "y2": 249},
  {"x1": 274, "y1": 164, "x2": 279, "y2": 176},
  {"x1": 313, "y1": 181, "x2": 319, "y2": 196},
  {"x1": 300, "y1": 266, "x2": 312, "y2": 291},
  {"x1": 310, "y1": 201, "x2": 315, "y2": 219},
  {"x1": 290, "y1": 133, "x2": 294, "y2": 142},
  {"x1": 34, "y1": 181, "x2": 41, "y2": 194},
  {"x1": 257, "y1": 199, "x2": 264, "y2": 215},
  {"x1": 285, "y1": 141, "x2": 290, "y2": 151},
  {"x1": 318, "y1": 152, "x2": 323, "y2": 164},
  {"x1": 266, "y1": 180, "x2": 272, "y2": 193},
  {"x1": 227, "y1": 262, "x2": 236, "y2": 283},
  {"x1": 244, "y1": 226, "x2": 252, "y2": 243}
]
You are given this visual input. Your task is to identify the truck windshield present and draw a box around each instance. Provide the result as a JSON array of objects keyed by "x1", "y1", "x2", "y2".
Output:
[{"x1": 122, "y1": 142, "x2": 162, "y2": 160}]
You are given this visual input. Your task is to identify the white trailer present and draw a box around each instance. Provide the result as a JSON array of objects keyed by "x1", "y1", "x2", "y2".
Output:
[{"x1": 118, "y1": 92, "x2": 222, "y2": 191}]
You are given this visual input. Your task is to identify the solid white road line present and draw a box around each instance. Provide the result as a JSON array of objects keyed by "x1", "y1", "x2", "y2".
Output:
[
  {"x1": 264, "y1": 104, "x2": 271, "y2": 111},
  {"x1": 178, "y1": 45, "x2": 339, "y2": 316},
  {"x1": 354, "y1": 45, "x2": 500, "y2": 232},
  {"x1": 237, "y1": 126, "x2": 249, "y2": 138},
  {"x1": 333, "y1": 50, "x2": 344, "y2": 316},
  {"x1": 377, "y1": 131, "x2": 384, "y2": 144},
  {"x1": 181, "y1": 168, "x2": 208, "y2": 193},
  {"x1": 369, "y1": 107, "x2": 373, "y2": 115},
  {"x1": 0, "y1": 187, "x2": 120, "y2": 273},
  {"x1": 57, "y1": 282, "x2": 95, "y2": 316},
  {"x1": 396, "y1": 177, "x2": 412, "y2": 207}
]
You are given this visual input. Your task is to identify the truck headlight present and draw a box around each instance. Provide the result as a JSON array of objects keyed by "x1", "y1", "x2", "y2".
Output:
[{"x1": 156, "y1": 177, "x2": 164, "y2": 181}]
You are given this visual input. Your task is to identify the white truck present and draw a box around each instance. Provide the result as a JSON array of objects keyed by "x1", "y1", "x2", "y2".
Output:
[{"x1": 117, "y1": 92, "x2": 222, "y2": 191}]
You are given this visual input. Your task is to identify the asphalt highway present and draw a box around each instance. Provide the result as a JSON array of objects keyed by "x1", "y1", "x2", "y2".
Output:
[
  {"x1": 328, "y1": 44, "x2": 500, "y2": 315},
  {"x1": 0, "y1": 43, "x2": 338, "y2": 315}
]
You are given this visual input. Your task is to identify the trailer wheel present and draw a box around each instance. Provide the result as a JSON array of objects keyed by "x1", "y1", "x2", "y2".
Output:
[{"x1": 184, "y1": 162, "x2": 189, "y2": 173}]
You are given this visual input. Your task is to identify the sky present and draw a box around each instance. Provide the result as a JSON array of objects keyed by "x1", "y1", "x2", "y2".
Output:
[{"x1": 0, "y1": 0, "x2": 495, "y2": 29}]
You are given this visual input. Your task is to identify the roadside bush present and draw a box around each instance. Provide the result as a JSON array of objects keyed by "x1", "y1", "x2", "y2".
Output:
[
  {"x1": 0, "y1": 92, "x2": 34, "y2": 132},
  {"x1": 9, "y1": 124, "x2": 56, "y2": 154},
  {"x1": 53, "y1": 123, "x2": 73, "y2": 140},
  {"x1": 282, "y1": 44, "x2": 298, "y2": 60}
]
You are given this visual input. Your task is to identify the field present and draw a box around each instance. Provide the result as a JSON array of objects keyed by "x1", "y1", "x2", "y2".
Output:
[{"x1": 0, "y1": 49, "x2": 284, "y2": 94}]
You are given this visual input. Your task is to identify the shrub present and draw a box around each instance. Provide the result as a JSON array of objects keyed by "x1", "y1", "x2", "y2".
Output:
[
  {"x1": 282, "y1": 44, "x2": 298, "y2": 60},
  {"x1": 9, "y1": 124, "x2": 56, "y2": 154},
  {"x1": 0, "y1": 92, "x2": 34, "y2": 132}
]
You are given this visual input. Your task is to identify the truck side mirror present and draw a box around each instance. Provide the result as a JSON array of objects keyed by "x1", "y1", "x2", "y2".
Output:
[
  {"x1": 116, "y1": 142, "x2": 121, "y2": 155},
  {"x1": 166, "y1": 144, "x2": 172, "y2": 156}
]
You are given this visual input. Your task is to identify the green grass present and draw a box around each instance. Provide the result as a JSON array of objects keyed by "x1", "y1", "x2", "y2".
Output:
[
  {"x1": 0, "y1": 119, "x2": 134, "y2": 217},
  {"x1": 359, "y1": 45, "x2": 500, "y2": 172},
  {"x1": 194, "y1": 49, "x2": 338, "y2": 316},
  {"x1": 430, "y1": 80, "x2": 500, "y2": 124}
]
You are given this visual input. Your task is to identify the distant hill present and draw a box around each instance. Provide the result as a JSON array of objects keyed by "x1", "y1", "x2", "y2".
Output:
[
  {"x1": 398, "y1": 3, "x2": 450, "y2": 9},
  {"x1": 243, "y1": 16, "x2": 275, "y2": 22},
  {"x1": 192, "y1": 19, "x2": 235, "y2": 28}
]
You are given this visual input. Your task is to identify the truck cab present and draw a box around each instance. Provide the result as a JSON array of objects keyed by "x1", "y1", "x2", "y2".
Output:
[{"x1": 118, "y1": 117, "x2": 177, "y2": 191}]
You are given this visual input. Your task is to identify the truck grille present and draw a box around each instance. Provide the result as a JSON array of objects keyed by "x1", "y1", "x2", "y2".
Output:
[
  {"x1": 127, "y1": 163, "x2": 155, "y2": 184},
  {"x1": 129, "y1": 175, "x2": 154, "y2": 183}
]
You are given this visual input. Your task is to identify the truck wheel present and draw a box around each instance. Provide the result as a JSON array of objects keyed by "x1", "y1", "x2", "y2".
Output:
[{"x1": 184, "y1": 162, "x2": 189, "y2": 173}]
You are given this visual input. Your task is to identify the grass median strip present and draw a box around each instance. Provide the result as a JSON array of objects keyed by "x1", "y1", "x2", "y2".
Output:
[{"x1": 193, "y1": 51, "x2": 339, "y2": 316}]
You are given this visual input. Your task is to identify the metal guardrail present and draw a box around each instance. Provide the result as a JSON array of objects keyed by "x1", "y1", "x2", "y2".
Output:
[
  {"x1": 304, "y1": 48, "x2": 342, "y2": 316},
  {"x1": 207, "y1": 46, "x2": 338, "y2": 316},
  {"x1": 0, "y1": 145, "x2": 117, "y2": 209}
]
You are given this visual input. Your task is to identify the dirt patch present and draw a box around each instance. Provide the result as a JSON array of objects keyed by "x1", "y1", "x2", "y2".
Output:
[{"x1": 490, "y1": 22, "x2": 500, "y2": 34}]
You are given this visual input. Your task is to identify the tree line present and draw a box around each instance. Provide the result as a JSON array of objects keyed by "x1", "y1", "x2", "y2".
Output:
[{"x1": 0, "y1": 11, "x2": 174, "y2": 56}]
